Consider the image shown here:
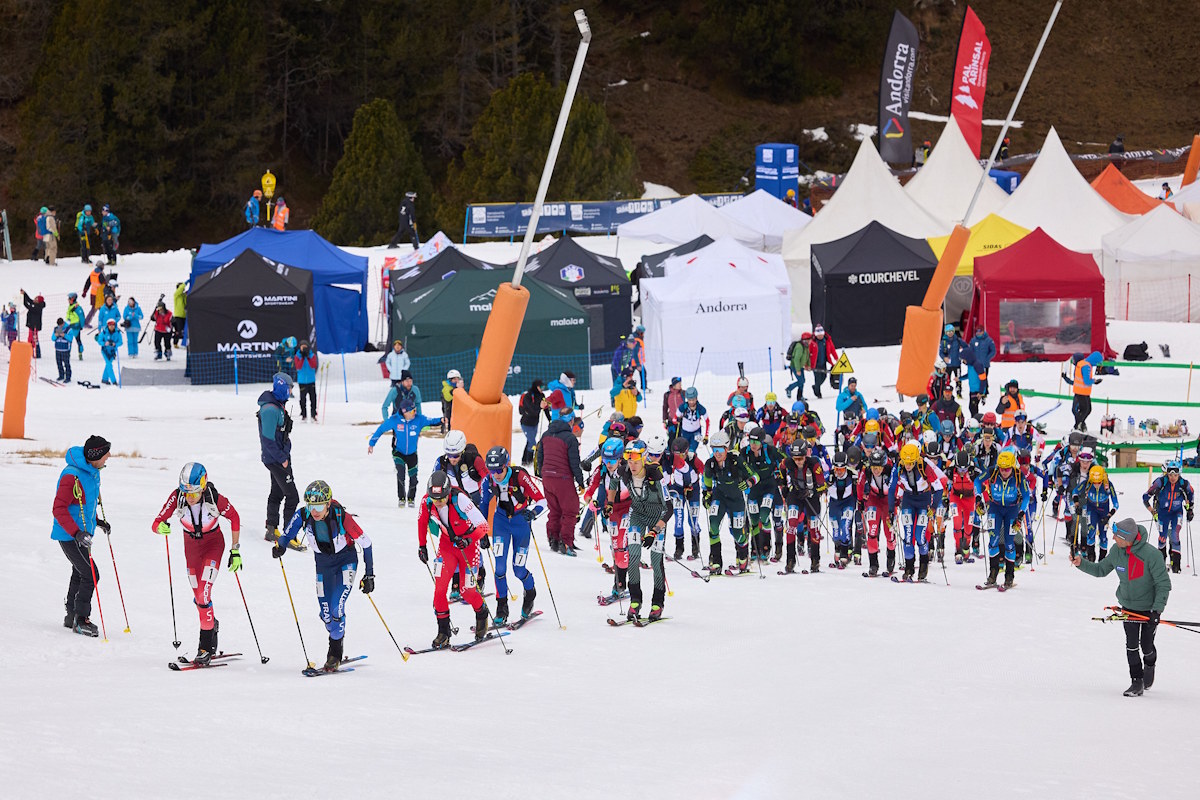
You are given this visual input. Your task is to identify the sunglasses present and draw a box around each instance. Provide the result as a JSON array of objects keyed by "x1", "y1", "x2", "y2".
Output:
[
  {"x1": 445, "y1": 452, "x2": 462, "y2": 460},
  {"x1": 183, "y1": 490, "x2": 203, "y2": 503},
  {"x1": 711, "y1": 447, "x2": 727, "y2": 454},
  {"x1": 307, "y1": 502, "x2": 329, "y2": 515},
  {"x1": 431, "y1": 495, "x2": 449, "y2": 505}
]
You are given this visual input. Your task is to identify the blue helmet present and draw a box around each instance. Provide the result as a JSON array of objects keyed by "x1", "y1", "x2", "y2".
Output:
[
  {"x1": 865, "y1": 408, "x2": 879, "y2": 421},
  {"x1": 1165, "y1": 459, "x2": 1182, "y2": 473},
  {"x1": 940, "y1": 419, "x2": 955, "y2": 438},
  {"x1": 83, "y1": 204, "x2": 92, "y2": 213},
  {"x1": 602, "y1": 438, "x2": 625, "y2": 463},
  {"x1": 791, "y1": 400, "x2": 806, "y2": 414},
  {"x1": 685, "y1": 387, "x2": 698, "y2": 400},
  {"x1": 271, "y1": 372, "x2": 294, "y2": 402},
  {"x1": 399, "y1": 399, "x2": 416, "y2": 414},
  {"x1": 179, "y1": 462, "x2": 207, "y2": 493}
]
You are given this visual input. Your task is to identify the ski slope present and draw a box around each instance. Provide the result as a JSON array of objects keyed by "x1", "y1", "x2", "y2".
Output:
[{"x1": 2, "y1": 252, "x2": 1199, "y2": 799}]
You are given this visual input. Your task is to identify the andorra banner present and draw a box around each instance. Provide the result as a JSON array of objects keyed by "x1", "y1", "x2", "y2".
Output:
[
  {"x1": 951, "y1": 6, "x2": 991, "y2": 157},
  {"x1": 877, "y1": 10, "x2": 921, "y2": 164}
]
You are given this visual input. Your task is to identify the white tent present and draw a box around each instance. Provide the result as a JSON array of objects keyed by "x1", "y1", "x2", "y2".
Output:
[
  {"x1": 642, "y1": 240, "x2": 791, "y2": 382},
  {"x1": 616, "y1": 193, "x2": 763, "y2": 247},
  {"x1": 996, "y1": 127, "x2": 1131, "y2": 253},
  {"x1": 781, "y1": 138, "x2": 948, "y2": 323},
  {"x1": 1101, "y1": 205, "x2": 1200, "y2": 321},
  {"x1": 717, "y1": 189, "x2": 811, "y2": 252},
  {"x1": 903, "y1": 117, "x2": 1009, "y2": 226},
  {"x1": 1171, "y1": 180, "x2": 1200, "y2": 223}
]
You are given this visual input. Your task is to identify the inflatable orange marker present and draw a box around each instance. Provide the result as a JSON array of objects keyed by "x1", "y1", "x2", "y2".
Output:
[
  {"x1": 450, "y1": 9, "x2": 592, "y2": 454},
  {"x1": 1182, "y1": 134, "x2": 1200, "y2": 188},
  {"x1": 896, "y1": 224, "x2": 969, "y2": 396},
  {"x1": 2, "y1": 341, "x2": 32, "y2": 439}
]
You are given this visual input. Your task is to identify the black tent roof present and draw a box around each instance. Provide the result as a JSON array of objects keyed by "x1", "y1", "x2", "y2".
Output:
[
  {"x1": 191, "y1": 248, "x2": 314, "y2": 299},
  {"x1": 506, "y1": 235, "x2": 630, "y2": 291},
  {"x1": 389, "y1": 248, "x2": 504, "y2": 296},
  {"x1": 638, "y1": 235, "x2": 714, "y2": 279}
]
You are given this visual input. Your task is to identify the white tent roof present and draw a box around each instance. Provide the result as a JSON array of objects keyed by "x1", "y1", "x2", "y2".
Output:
[
  {"x1": 661, "y1": 236, "x2": 791, "y2": 296},
  {"x1": 997, "y1": 127, "x2": 1132, "y2": 252},
  {"x1": 781, "y1": 137, "x2": 948, "y2": 322},
  {"x1": 717, "y1": 189, "x2": 811, "y2": 252},
  {"x1": 616, "y1": 193, "x2": 763, "y2": 247},
  {"x1": 1171, "y1": 180, "x2": 1200, "y2": 206},
  {"x1": 1102, "y1": 204, "x2": 1200, "y2": 263},
  {"x1": 903, "y1": 117, "x2": 1009, "y2": 226}
]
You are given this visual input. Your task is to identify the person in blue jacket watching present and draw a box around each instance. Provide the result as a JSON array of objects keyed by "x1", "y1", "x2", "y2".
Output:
[
  {"x1": 97, "y1": 294, "x2": 120, "y2": 331},
  {"x1": 611, "y1": 336, "x2": 641, "y2": 386},
  {"x1": 294, "y1": 340, "x2": 319, "y2": 422},
  {"x1": 963, "y1": 327, "x2": 996, "y2": 418},
  {"x1": 940, "y1": 324, "x2": 965, "y2": 396},
  {"x1": 975, "y1": 448, "x2": 1031, "y2": 590},
  {"x1": 50, "y1": 435, "x2": 111, "y2": 637},
  {"x1": 94, "y1": 318, "x2": 123, "y2": 385},
  {"x1": 368, "y1": 399, "x2": 443, "y2": 507},
  {"x1": 835, "y1": 376, "x2": 866, "y2": 425},
  {"x1": 121, "y1": 297, "x2": 142, "y2": 358},
  {"x1": 381, "y1": 369, "x2": 422, "y2": 420},
  {"x1": 1143, "y1": 460, "x2": 1194, "y2": 573},
  {"x1": 546, "y1": 370, "x2": 582, "y2": 423},
  {"x1": 245, "y1": 190, "x2": 262, "y2": 227},
  {"x1": 100, "y1": 204, "x2": 120, "y2": 264},
  {"x1": 258, "y1": 372, "x2": 299, "y2": 543}
]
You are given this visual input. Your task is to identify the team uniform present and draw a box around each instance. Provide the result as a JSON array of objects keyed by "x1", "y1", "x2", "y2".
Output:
[
  {"x1": 479, "y1": 454, "x2": 545, "y2": 623},
  {"x1": 742, "y1": 436, "x2": 786, "y2": 562},
  {"x1": 702, "y1": 444, "x2": 756, "y2": 573},
  {"x1": 664, "y1": 443, "x2": 705, "y2": 560},
  {"x1": 975, "y1": 457, "x2": 1031, "y2": 589},
  {"x1": 608, "y1": 455, "x2": 672, "y2": 621},
  {"x1": 1143, "y1": 468, "x2": 1195, "y2": 573},
  {"x1": 779, "y1": 447, "x2": 827, "y2": 573},
  {"x1": 417, "y1": 476, "x2": 490, "y2": 647}
]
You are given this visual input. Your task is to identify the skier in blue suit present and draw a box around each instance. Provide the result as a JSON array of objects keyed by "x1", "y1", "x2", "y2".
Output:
[{"x1": 368, "y1": 399, "x2": 443, "y2": 507}]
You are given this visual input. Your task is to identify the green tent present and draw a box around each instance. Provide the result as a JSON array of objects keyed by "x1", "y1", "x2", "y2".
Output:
[{"x1": 391, "y1": 268, "x2": 592, "y2": 399}]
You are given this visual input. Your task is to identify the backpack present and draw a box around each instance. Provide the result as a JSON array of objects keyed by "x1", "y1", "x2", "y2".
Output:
[
  {"x1": 461, "y1": 443, "x2": 483, "y2": 482},
  {"x1": 1122, "y1": 341, "x2": 1150, "y2": 362},
  {"x1": 786, "y1": 340, "x2": 798, "y2": 362}
]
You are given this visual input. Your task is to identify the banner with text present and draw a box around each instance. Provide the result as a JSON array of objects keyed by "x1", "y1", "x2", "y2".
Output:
[
  {"x1": 463, "y1": 193, "x2": 743, "y2": 239},
  {"x1": 877, "y1": 9, "x2": 921, "y2": 164},
  {"x1": 951, "y1": 6, "x2": 991, "y2": 157}
]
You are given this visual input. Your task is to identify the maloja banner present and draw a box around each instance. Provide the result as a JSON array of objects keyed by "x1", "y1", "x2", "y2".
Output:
[
  {"x1": 878, "y1": 10, "x2": 921, "y2": 164},
  {"x1": 951, "y1": 6, "x2": 991, "y2": 157}
]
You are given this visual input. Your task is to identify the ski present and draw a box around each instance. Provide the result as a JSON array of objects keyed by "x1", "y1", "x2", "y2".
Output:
[
  {"x1": 631, "y1": 615, "x2": 670, "y2": 628},
  {"x1": 597, "y1": 592, "x2": 630, "y2": 606},
  {"x1": 38, "y1": 377, "x2": 65, "y2": 388},
  {"x1": 168, "y1": 652, "x2": 242, "y2": 671},
  {"x1": 456, "y1": 591, "x2": 494, "y2": 605},
  {"x1": 891, "y1": 576, "x2": 931, "y2": 584},
  {"x1": 862, "y1": 572, "x2": 891, "y2": 578},
  {"x1": 403, "y1": 644, "x2": 450, "y2": 656},
  {"x1": 607, "y1": 617, "x2": 637, "y2": 627},
  {"x1": 507, "y1": 610, "x2": 543, "y2": 631},
  {"x1": 302, "y1": 666, "x2": 355, "y2": 677},
  {"x1": 723, "y1": 567, "x2": 754, "y2": 576},
  {"x1": 800, "y1": 568, "x2": 822, "y2": 574},
  {"x1": 976, "y1": 583, "x2": 1003, "y2": 591},
  {"x1": 450, "y1": 631, "x2": 511, "y2": 652},
  {"x1": 777, "y1": 569, "x2": 801, "y2": 576}
]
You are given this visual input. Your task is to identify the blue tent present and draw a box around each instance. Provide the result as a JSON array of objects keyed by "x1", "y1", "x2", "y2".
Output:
[{"x1": 192, "y1": 229, "x2": 369, "y2": 353}]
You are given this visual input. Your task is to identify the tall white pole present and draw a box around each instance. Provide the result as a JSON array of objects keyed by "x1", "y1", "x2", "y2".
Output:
[{"x1": 512, "y1": 9, "x2": 592, "y2": 289}]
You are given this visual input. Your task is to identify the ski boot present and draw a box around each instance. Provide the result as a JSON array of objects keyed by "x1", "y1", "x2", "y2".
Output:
[
  {"x1": 1099, "y1": 548, "x2": 1107, "y2": 562},
  {"x1": 808, "y1": 552, "x2": 820, "y2": 573},
  {"x1": 432, "y1": 617, "x2": 452, "y2": 650},
  {"x1": 264, "y1": 523, "x2": 276, "y2": 543},
  {"x1": 407, "y1": 499, "x2": 415, "y2": 509},
  {"x1": 954, "y1": 553, "x2": 964, "y2": 565},
  {"x1": 521, "y1": 588, "x2": 537, "y2": 620},
  {"x1": 783, "y1": 541, "x2": 797, "y2": 573},
  {"x1": 918, "y1": 554, "x2": 930, "y2": 582},
  {"x1": 194, "y1": 620, "x2": 219, "y2": 666},
  {"x1": 1144, "y1": 663, "x2": 1156, "y2": 690},
  {"x1": 1123, "y1": 680, "x2": 1144, "y2": 697},
  {"x1": 72, "y1": 616, "x2": 99, "y2": 637},
  {"x1": 771, "y1": 541, "x2": 783, "y2": 563},
  {"x1": 853, "y1": 552, "x2": 862, "y2": 567},
  {"x1": 1003, "y1": 558, "x2": 1016, "y2": 589},
  {"x1": 323, "y1": 636, "x2": 344, "y2": 671},
  {"x1": 449, "y1": 589, "x2": 462, "y2": 603},
  {"x1": 901, "y1": 557, "x2": 915, "y2": 582},
  {"x1": 494, "y1": 598, "x2": 509, "y2": 626},
  {"x1": 885, "y1": 549, "x2": 896, "y2": 576},
  {"x1": 982, "y1": 556, "x2": 1001, "y2": 588},
  {"x1": 734, "y1": 555, "x2": 750, "y2": 573},
  {"x1": 474, "y1": 605, "x2": 490, "y2": 642},
  {"x1": 648, "y1": 605, "x2": 664, "y2": 622},
  {"x1": 64, "y1": 603, "x2": 74, "y2": 629},
  {"x1": 626, "y1": 601, "x2": 642, "y2": 622},
  {"x1": 673, "y1": 538, "x2": 685, "y2": 560},
  {"x1": 689, "y1": 536, "x2": 701, "y2": 561},
  {"x1": 707, "y1": 547, "x2": 722, "y2": 574},
  {"x1": 561, "y1": 543, "x2": 578, "y2": 558},
  {"x1": 1171, "y1": 551, "x2": 1182, "y2": 574},
  {"x1": 866, "y1": 551, "x2": 879, "y2": 577}
]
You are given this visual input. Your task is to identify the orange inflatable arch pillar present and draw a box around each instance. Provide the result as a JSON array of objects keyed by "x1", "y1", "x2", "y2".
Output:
[
  {"x1": 895, "y1": 224, "x2": 970, "y2": 396},
  {"x1": 1182, "y1": 134, "x2": 1200, "y2": 188},
  {"x1": 2, "y1": 341, "x2": 32, "y2": 439}
]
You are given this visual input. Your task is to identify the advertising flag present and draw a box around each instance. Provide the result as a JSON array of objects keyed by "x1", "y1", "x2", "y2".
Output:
[
  {"x1": 951, "y1": 6, "x2": 991, "y2": 157},
  {"x1": 878, "y1": 10, "x2": 921, "y2": 164}
]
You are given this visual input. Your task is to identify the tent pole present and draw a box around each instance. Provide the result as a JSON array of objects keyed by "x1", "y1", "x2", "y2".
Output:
[
  {"x1": 964, "y1": 1, "x2": 1063, "y2": 223},
  {"x1": 511, "y1": 11, "x2": 592, "y2": 289}
]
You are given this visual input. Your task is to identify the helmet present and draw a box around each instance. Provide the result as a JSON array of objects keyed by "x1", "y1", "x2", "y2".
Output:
[
  {"x1": 1165, "y1": 459, "x2": 1182, "y2": 473},
  {"x1": 832, "y1": 451, "x2": 849, "y2": 471},
  {"x1": 106, "y1": 318, "x2": 117, "y2": 327},
  {"x1": 945, "y1": 324, "x2": 955, "y2": 335},
  {"x1": 646, "y1": 433, "x2": 668, "y2": 456},
  {"x1": 1006, "y1": 379, "x2": 1019, "y2": 391},
  {"x1": 443, "y1": 430, "x2": 467, "y2": 456},
  {"x1": 1017, "y1": 448, "x2": 1032, "y2": 465},
  {"x1": 846, "y1": 445, "x2": 863, "y2": 467},
  {"x1": 965, "y1": 417, "x2": 981, "y2": 434},
  {"x1": 671, "y1": 437, "x2": 689, "y2": 454},
  {"x1": 685, "y1": 387, "x2": 698, "y2": 400},
  {"x1": 608, "y1": 421, "x2": 628, "y2": 440},
  {"x1": 996, "y1": 450, "x2": 1016, "y2": 471},
  {"x1": 803, "y1": 425, "x2": 819, "y2": 442},
  {"x1": 916, "y1": 393, "x2": 929, "y2": 406},
  {"x1": 272, "y1": 372, "x2": 294, "y2": 402},
  {"x1": 765, "y1": 392, "x2": 778, "y2": 404},
  {"x1": 602, "y1": 439, "x2": 625, "y2": 462},
  {"x1": 954, "y1": 450, "x2": 971, "y2": 470},
  {"x1": 900, "y1": 410, "x2": 913, "y2": 425},
  {"x1": 861, "y1": 432, "x2": 879, "y2": 449},
  {"x1": 940, "y1": 419, "x2": 955, "y2": 438},
  {"x1": 737, "y1": 377, "x2": 749, "y2": 389},
  {"x1": 427, "y1": 471, "x2": 452, "y2": 501},
  {"x1": 864, "y1": 419, "x2": 880, "y2": 434},
  {"x1": 68, "y1": 292, "x2": 78, "y2": 300},
  {"x1": 1078, "y1": 447, "x2": 1095, "y2": 462},
  {"x1": 787, "y1": 412, "x2": 802, "y2": 425},
  {"x1": 179, "y1": 462, "x2": 208, "y2": 494},
  {"x1": 624, "y1": 440, "x2": 648, "y2": 462},
  {"x1": 869, "y1": 449, "x2": 888, "y2": 468},
  {"x1": 792, "y1": 400, "x2": 807, "y2": 414},
  {"x1": 635, "y1": 324, "x2": 645, "y2": 335},
  {"x1": 708, "y1": 431, "x2": 731, "y2": 450},
  {"x1": 610, "y1": 411, "x2": 625, "y2": 422},
  {"x1": 304, "y1": 480, "x2": 332, "y2": 506},
  {"x1": 789, "y1": 441, "x2": 808, "y2": 458},
  {"x1": 899, "y1": 443, "x2": 920, "y2": 467},
  {"x1": 733, "y1": 407, "x2": 749, "y2": 422},
  {"x1": 934, "y1": 358, "x2": 946, "y2": 372},
  {"x1": 398, "y1": 399, "x2": 416, "y2": 414},
  {"x1": 732, "y1": 395, "x2": 748, "y2": 409},
  {"x1": 941, "y1": 382, "x2": 953, "y2": 395},
  {"x1": 485, "y1": 446, "x2": 510, "y2": 473},
  {"x1": 446, "y1": 369, "x2": 462, "y2": 380},
  {"x1": 1014, "y1": 409, "x2": 1028, "y2": 422},
  {"x1": 922, "y1": 429, "x2": 938, "y2": 448},
  {"x1": 981, "y1": 411, "x2": 998, "y2": 427},
  {"x1": 747, "y1": 426, "x2": 766, "y2": 443},
  {"x1": 406, "y1": 191, "x2": 417, "y2": 199}
]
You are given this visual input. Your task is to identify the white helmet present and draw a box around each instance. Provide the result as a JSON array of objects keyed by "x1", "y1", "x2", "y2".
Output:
[
  {"x1": 922, "y1": 429, "x2": 937, "y2": 448},
  {"x1": 447, "y1": 369, "x2": 462, "y2": 380},
  {"x1": 737, "y1": 377, "x2": 749, "y2": 389},
  {"x1": 934, "y1": 358, "x2": 946, "y2": 371},
  {"x1": 444, "y1": 430, "x2": 467, "y2": 455},
  {"x1": 709, "y1": 431, "x2": 731, "y2": 449},
  {"x1": 733, "y1": 407, "x2": 750, "y2": 422},
  {"x1": 646, "y1": 433, "x2": 668, "y2": 456}
]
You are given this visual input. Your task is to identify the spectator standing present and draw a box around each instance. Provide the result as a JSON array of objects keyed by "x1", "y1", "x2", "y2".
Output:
[
  {"x1": 387, "y1": 191, "x2": 420, "y2": 249},
  {"x1": 441, "y1": 369, "x2": 463, "y2": 433},
  {"x1": 50, "y1": 435, "x2": 112, "y2": 638},
  {"x1": 785, "y1": 332, "x2": 812, "y2": 400},
  {"x1": 100, "y1": 204, "x2": 120, "y2": 264},
  {"x1": 44, "y1": 207, "x2": 59, "y2": 265},
  {"x1": 52, "y1": 319, "x2": 72, "y2": 382},
  {"x1": 172, "y1": 282, "x2": 188, "y2": 347},
  {"x1": 272, "y1": 197, "x2": 289, "y2": 231},
  {"x1": 535, "y1": 413, "x2": 586, "y2": 554},
  {"x1": 294, "y1": 340, "x2": 319, "y2": 422},
  {"x1": 518, "y1": 379, "x2": 548, "y2": 466},
  {"x1": 808, "y1": 325, "x2": 838, "y2": 399},
  {"x1": 65, "y1": 293, "x2": 85, "y2": 359},
  {"x1": 33, "y1": 207, "x2": 47, "y2": 261},
  {"x1": 21, "y1": 290, "x2": 46, "y2": 358},
  {"x1": 384, "y1": 339, "x2": 410, "y2": 381},
  {"x1": 244, "y1": 190, "x2": 262, "y2": 227},
  {"x1": 76, "y1": 205, "x2": 98, "y2": 263},
  {"x1": 150, "y1": 300, "x2": 172, "y2": 361},
  {"x1": 1, "y1": 303, "x2": 17, "y2": 349},
  {"x1": 121, "y1": 297, "x2": 143, "y2": 358},
  {"x1": 258, "y1": 373, "x2": 299, "y2": 538}
]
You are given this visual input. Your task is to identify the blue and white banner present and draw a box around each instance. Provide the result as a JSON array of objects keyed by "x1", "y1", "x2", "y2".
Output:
[{"x1": 464, "y1": 193, "x2": 743, "y2": 239}]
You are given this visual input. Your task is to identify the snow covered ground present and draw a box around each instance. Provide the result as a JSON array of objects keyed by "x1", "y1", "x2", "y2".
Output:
[{"x1": 2, "y1": 251, "x2": 1199, "y2": 799}]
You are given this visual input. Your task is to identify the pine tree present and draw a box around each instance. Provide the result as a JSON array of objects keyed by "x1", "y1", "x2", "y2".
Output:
[{"x1": 312, "y1": 99, "x2": 434, "y2": 247}]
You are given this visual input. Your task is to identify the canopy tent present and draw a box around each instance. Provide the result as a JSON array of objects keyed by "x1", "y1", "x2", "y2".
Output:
[
  {"x1": 717, "y1": 189, "x2": 811, "y2": 252},
  {"x1": 1090, "y1": 164, "x2": 1170, "y2": 216},
  {"x1": 903, "y1": 117, "x2": 1009, "y2": 226},
  {"x1": 616, "y1": 194, "x2": 763, "y2": 247},
  {"x1": 503, "y1": 235, "x2": 632, "y2": 353},
  {"x1": 995, "y1": 127, "x2": 1131, "y2": 253},
  {"x1": 192, "y1": 229, "x2": 368, "y2": 353},
  {"x1": 186, "y1": 250, "x2": 314, "y2": 385},
  {"x1": 1101, "y1": 205, "x2": 1200, "y2": 322},
  {"x1": 641, "y1": 252, "x2": 790, "y2": 383},
  {"x1": 968, "y1": 228, "x2": 1113, "y2": 362},
  {"x1": 390, "y1": 269, "x2": 591, "y2": 400},
  {"x1": 661, "y1": 236, "x2": 791, "y2": 298},
  {"x1": 781, "y1": 138, "x2": 948, "y2": 323},
  {"x1": 388, "y1": 247, "x2": 502, "y2": 296},
  {"x1": 638, "y1": 235, "x2": 713, "y2": 279},
  {"x1": 1171, "y1": 180, "x2": 1200, "y2": 223},
  {"x1": 810, "y1": 222, "x2": 937, "y2": 348},
  {"x1": 928, "y1": 214, "x2": 1031, "y2": 325}
]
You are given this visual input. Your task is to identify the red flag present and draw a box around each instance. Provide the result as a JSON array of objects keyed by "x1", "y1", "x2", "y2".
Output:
[{"x1": 950, "y1": 6, "x2": 991, "y2": 157}]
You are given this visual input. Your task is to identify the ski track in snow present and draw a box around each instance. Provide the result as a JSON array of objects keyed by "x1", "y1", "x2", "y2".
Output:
[{"x1": 1, "y1": 251, "x2": 1199, "y2": 799}]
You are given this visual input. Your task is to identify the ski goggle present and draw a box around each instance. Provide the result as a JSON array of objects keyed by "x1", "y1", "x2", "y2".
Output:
[
  {"x1": 1167, "y1": 467, "x2": 1181, "y2": 475},
  {"x1": 711, "y1": 446, "x2": 727, "y2": 454},
  {"x1": 626, "y1": 451, "x2": 645, "y2": 463},
  {"x1": 430, "y1": 495, "x2": 449, "y2": 505},
  {"x1": 183, "y1": 489, "x2": 203, "y2": 503},
  {"x1": 445, "y1": 452, "x2": 462, "y2": 460},
  {"x1": 306, "y1": 501, "x2": 329, "y2": 515}
]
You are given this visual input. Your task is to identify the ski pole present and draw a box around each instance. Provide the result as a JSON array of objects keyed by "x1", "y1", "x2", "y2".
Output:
[
  {"x1": 87, "y1": 546, "x2": 108, "y2": 642},
  {"x1": 279, "y1": 560, "x2": 314, "y2": 669},
  {"x1": 234, "y1": 573, "x2": 269, "y2": 664},
  {"x1": 1189, "y1": 520, "x2": 1196, "y2": 576},
  {"x1": 165, "y1": 537, "x2": 181, "y2": 650},
  {"x1": 486, "y1": 549, "x2": 515, "y2": 602},
  {"x1": 480, "y1": 594, "x2": 514, "y2": 655},
  {"x1": 668, "y1": 550, "x2": 709, "y2": 581},
  {"x1": 1103, "y1": 608, "x2": 1200, "y2": 634},
  {"x1": 690, "y1": 346, "x2": 704, "y2": 387},
  {"x1": 529, "y1": 531, "x2": 565, "y2": 630},
  {"x1": 423, "y1": 558, "x2": 460, "y2": 635},
  {"x1": 97, "y1": 497, "x2": 130, "y2": 633},
  {"x1": 367, "y1": 594, "x2": 409, "y2": 662}
]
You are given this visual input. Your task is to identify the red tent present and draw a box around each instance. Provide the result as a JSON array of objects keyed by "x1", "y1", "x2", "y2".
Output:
[{"x1": 968, "y1": 227, "x2": 1115, "y2": 362}]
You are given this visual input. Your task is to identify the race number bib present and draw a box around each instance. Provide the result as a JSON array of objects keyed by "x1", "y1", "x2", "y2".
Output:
[{"x1": 759, "y1": 494, "x2": 774, "y2": 509}]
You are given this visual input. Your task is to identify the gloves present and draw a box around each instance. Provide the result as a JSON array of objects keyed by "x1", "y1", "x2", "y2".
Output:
[
  {"x1": 641, "y1": 531, "x2": 656, "y2": 549},
  {"x1": 738, "y1": 481, "x2": 749, "y2": 493},
  {"x1": 479, "y1": 533, "x2": 491, "y2": 551},
  {"x1": 603, "y1": 502, "x2": 614, "y2": 519},
  {"x1": 1040, "y1": 488, "x2": 1048, "y2": 503},
  {"x1": 75, "y1": 530, "x2": 93, "y2": 549},
  {"x1": 271, "y1": 543, "x2": 287, "y2": 559},
  {"x1": 702, "y1": 490, "x2": 713, "y2": 508},
  {"x1": 975, "y1": 500, "x2": 986, "y2": 516},
  {"x1": 96, "y1": 519, "x2": 111, "y2": 535},
  {"x1": 227, "y1": 547, "x2": 242, "y2": 572},
  {"x1": 522, "y1": 507, "x2": 541, "y2": 522},
  {"x1": 156, "y1": 521, "x2": 171, "y2": 535},
  {"x1": 450, "y1": 533, "x2": 469, "y2": 549},
  {"x1": 576, "y1": 481, "x2": 585, "y2": 493},
  {"x1": 1189, "y1": 507, "x2": 1195, "y2": 522},
  {"x1": 1149, "y1": 610, "x2": 1161, "y2": 625},
  {"x1": 360, "y1": 574, "x2": 375, "y2": 594},
  {"x1": 577, "y1": 402, "x2": 584, "y2": 411},
  {"x1": 942, "y1": 495, "x2": 951, "y2": 510},
  {"x1": 418, "y1": 545, "x2": 429, "y2": 564},
  {"x1": 701, "y1": 436, "x2": 708, "y2": 446}
]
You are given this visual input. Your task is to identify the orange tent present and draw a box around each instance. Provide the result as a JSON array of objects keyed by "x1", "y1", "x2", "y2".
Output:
[{"x1": 1091, "y1": 164, "x2": 1169, "y2": 215}]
